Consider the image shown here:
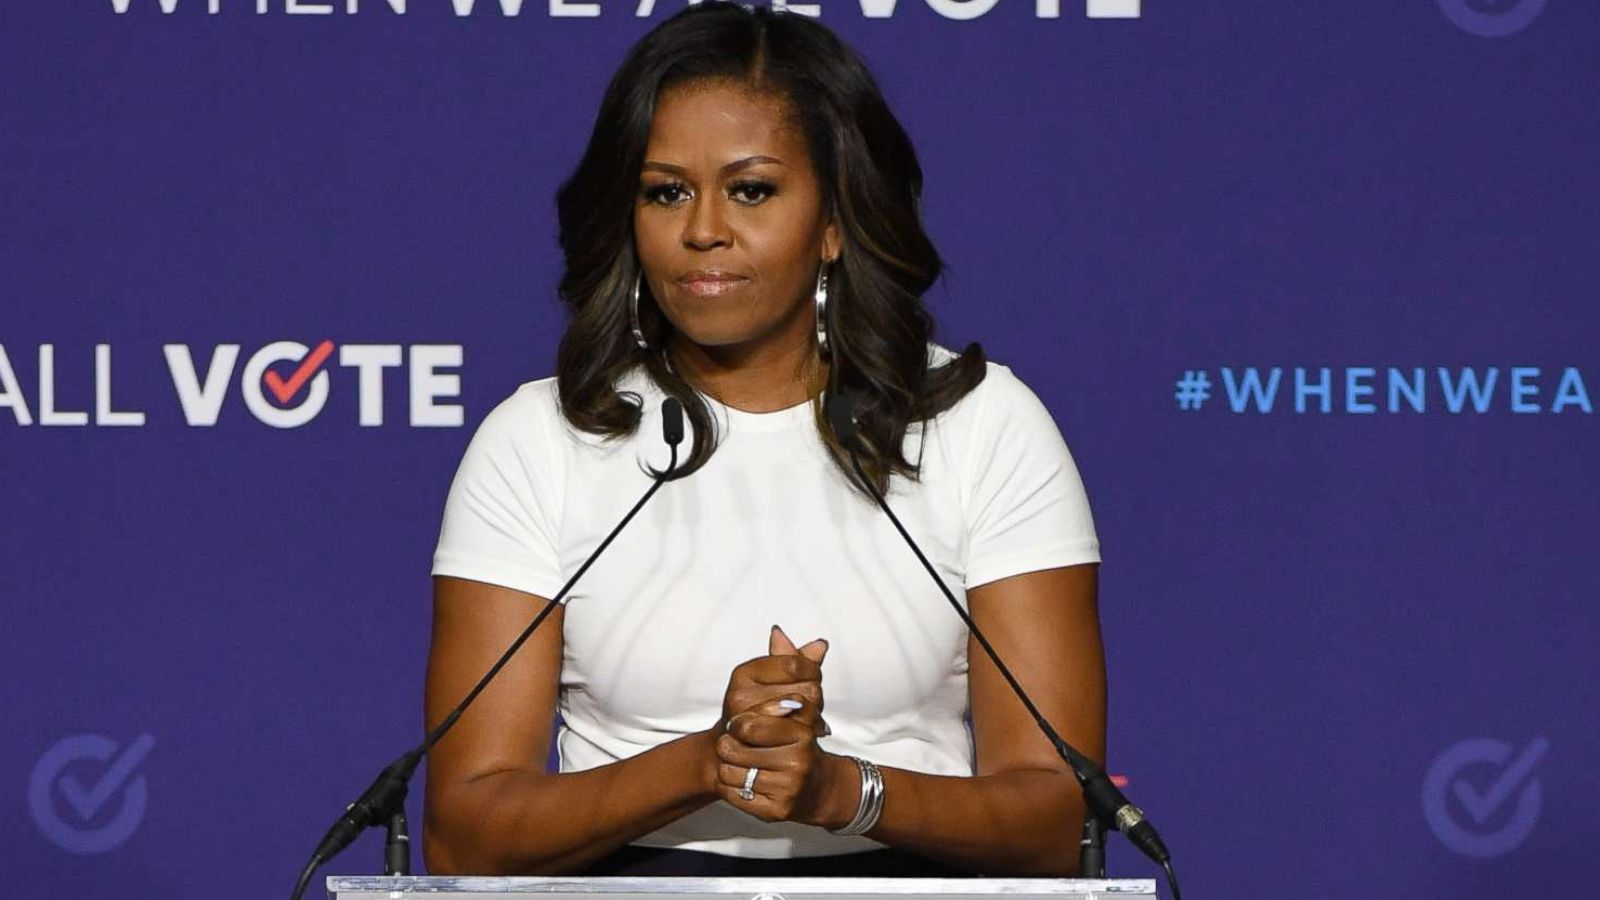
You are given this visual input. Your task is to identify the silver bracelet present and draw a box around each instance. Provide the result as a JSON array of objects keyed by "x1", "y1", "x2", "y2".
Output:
[{"x1": 829, "y1": 756, "x2": 885, "y2": 836}]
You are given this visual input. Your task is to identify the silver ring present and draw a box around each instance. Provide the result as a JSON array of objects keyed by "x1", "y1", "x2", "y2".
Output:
[{"x1": 740, "y1": 766, "x2": 758, "y2": 801}]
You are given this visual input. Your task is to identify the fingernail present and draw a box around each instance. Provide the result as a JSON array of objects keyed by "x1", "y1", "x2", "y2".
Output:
[{"x1": 779, "y1": 699, "x2": 803, "y2": 710}]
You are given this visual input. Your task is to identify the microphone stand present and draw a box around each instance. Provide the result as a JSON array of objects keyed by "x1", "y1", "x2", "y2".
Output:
[
  {"x1": 827, "y1": 394, "x2": 1178, "y2": 899},
  {"x1": 289, "y1": 399, "x2": 685, "y2": 900},
  {"x1": 384, "y1": 810, "x2": 411, "y2": 876},
  {"x1": 1079, "y1": 813, "x2": 1105, "y2": 878}
]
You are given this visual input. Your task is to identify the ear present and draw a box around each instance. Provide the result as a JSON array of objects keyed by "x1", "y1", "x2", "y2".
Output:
[{"x1": 821, "y1": 217, "x2": 841, "y2": 266}]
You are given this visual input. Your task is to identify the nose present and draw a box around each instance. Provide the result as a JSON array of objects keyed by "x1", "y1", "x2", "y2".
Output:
[{"x1": 682, "y1": 194, "x2": 732, "y2": 250}]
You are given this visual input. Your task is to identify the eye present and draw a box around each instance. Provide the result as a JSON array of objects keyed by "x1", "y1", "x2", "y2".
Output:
[
  {"x1": 729, "y1": 179, "x2": 776, "y2": 205},
  {"x1": 641, "y1": 181, "x2": 688, "y2": 206}
]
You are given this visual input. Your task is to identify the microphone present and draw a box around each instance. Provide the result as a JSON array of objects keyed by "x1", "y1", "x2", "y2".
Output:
[
  {"x1": 290, "y1": 397, "x2": 687, "y2": 900},
  {"x1": 826, "y1": 390, "x2": 1179, "y2": 896}
]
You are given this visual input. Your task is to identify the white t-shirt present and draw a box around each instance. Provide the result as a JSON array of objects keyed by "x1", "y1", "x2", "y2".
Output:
[{"x1": 430, "y1": 350, "x2": 1100, "y2": 858}]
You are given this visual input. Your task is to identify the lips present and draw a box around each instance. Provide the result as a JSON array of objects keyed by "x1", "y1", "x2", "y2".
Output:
[{"x1": 678, "y1": 270, "x2": 750, "y2": 297}]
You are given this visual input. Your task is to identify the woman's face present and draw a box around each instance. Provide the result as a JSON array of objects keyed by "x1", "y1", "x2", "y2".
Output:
[{"x1": 634, "y1": 79, "x2": 840, "y2": 357}]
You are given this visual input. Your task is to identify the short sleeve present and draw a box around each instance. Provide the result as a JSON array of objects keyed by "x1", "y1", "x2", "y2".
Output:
[
  {"x1": 430, "y1": 381, "x2": 566, "y2": 600},
  {"x1": 959, "y1": 365, "x2": 1100, "y2": 589}
]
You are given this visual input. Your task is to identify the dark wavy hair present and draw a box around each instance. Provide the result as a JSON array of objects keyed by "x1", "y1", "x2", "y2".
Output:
[{"x1": 553, "y1": 0, "x2": 985, "y2": 492}]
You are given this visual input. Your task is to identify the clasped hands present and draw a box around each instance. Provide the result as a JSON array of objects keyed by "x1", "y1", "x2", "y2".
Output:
[{"x1": 709, "y1": 624, "x2": 847, "y2": 827}]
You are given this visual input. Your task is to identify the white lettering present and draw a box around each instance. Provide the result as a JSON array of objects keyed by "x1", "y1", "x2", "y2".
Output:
[
  {"x1": 109, "y1": 0, "x2": 1134, "y2": 17},
  {"x1": 339, "y1": 344, "x2": 403, "y2": 427},
  {"x1": 551, "y1": 0, "x2": 599, "y2": 15},
  {"x1": 0, "y1": 345, "x2": 33, "y2": 426},
  {"x1": 771, "y1": 0, "x2": 822, "y2": 16},
  {"x1": 39, "y1": 345, "x2": 89, "y2": 426},
  {"x1": 924, "y1": 0, "x2": 997, "y2": 20},
  {"x1": 103, "y1": 0, "x2": 414, "y2": 15},
  {"x1": 1086, "y1": 0, "x2": 1139, "y2": 17},
  {"x1": 95, "y1": 344, "x2": 146, "y2": 426},
  {"x1": 450, "y1": 0, "x2": 526, "y2": 15},
  {"x1": 409, "y1": 344, "x2": 464, "y2": 427},
  {"x1": 110, "y1": 0, "x2": 181, "y2": 13},
  {"x1": 164, "y1": 343, "x2": 240, "y2": 426}
]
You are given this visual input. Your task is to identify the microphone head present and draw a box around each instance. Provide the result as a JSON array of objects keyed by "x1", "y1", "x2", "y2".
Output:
[
  {"x1": 827, "y1": 390, "x2": 858, "y2": 450},
  {"x1": 661, "y1": 397, "x2": 685, "y2": 446}
]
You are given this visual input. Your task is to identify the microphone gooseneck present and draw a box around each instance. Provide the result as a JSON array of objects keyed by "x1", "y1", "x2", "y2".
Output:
[
  {"x1": 290, "y1": 398, "x2": 686, "y2": 900},
  {"x1": 826, "y1": 390, "x2": 1176, "y2": 893}
]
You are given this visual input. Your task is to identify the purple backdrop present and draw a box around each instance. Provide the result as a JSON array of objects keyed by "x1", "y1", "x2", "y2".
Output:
[{"x1": 3, "y1": 1, "x2": 1596, "y2": 897}]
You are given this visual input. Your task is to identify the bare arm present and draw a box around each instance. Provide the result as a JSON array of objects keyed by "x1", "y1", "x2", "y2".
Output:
[
  {"x1": 421, "y1": 575, "x2": 721, "y2": 875},
  {"x1": 776, "y1": 564, "x2": 1105, "y2": 876}
]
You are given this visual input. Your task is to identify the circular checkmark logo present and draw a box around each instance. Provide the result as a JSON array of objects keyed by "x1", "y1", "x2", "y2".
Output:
[
  {"x1": 242, "y1": 340, "x2": 335, "y2": 428},
  {"x1": 1422, "y1": 736, "x2": 1547, "y2": 857},
  {"x1": 1437, "y1": 0, "x2": 1550, "y2": 37},
  {"x1": 28, "y1": 733, "x2": 155, "y2": 855}
]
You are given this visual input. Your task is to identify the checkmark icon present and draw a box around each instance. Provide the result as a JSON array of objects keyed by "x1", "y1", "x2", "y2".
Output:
[
  {"x1": 29, "y1": 733, "x2": 155, "y2": 854},
  {"x1": 1423, "y1": 735, "x2": 1548, "y2": 857},
  {"x1": 262, "y1": 339, "x2": 335, "y2": 405},
  {"x1": 1450, "y1": 736, "x2": 1548, "y2": 825},
  {"x1": 54, "y1": 733, "x2": 155, "y2": 821}
]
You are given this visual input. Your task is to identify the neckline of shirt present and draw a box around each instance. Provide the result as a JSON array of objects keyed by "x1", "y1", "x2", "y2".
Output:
[
  {"x1": 704, "y1": 391, "x2": 818, "y2": 433},
  {"x1": 625, "y1": 359, "x2": 820, "y2": 435}
]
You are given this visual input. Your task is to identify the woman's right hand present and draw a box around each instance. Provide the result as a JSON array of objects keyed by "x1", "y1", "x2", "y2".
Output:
[{"x1": 715, "y1": 625, "x2": 830, "y2": 739}]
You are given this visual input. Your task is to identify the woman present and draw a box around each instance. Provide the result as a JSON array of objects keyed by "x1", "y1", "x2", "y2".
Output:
[{"x1": 424, "y1": 0, "x2": 1104, "y2": 878}]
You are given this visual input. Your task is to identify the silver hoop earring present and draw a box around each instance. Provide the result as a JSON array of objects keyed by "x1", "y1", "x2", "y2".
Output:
[
  {"x1": 814, "y1": 263, "x2": 831, "y2": 356},
  {"x1": 630, "y1": 273, "x2": 649, "y2": 351}
]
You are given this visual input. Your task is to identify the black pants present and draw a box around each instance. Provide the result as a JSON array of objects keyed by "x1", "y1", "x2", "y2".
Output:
[{"x1": 583, "y1": 844, "x2": 980, "y2": 877}]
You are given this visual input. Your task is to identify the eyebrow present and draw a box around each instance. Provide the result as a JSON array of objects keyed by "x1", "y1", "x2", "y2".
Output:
[{"x1": 640, "y1": 155, "x2": 786, "y2": 176}]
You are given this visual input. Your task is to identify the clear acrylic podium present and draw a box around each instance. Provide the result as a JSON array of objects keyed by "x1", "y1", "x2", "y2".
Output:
[{"x1": 326, "y1": 876, "x2": 1158, "y2": 900}]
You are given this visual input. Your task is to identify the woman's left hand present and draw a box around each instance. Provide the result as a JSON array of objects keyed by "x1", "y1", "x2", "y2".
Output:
[{"x1": 714, "y1": 696, "x2": 850, "y2": 827}]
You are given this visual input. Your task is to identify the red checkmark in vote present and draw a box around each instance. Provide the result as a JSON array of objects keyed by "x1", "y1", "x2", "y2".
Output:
[{"x1": 262, "y1": 340, "x2": 335, "y2": 405}]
